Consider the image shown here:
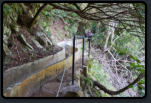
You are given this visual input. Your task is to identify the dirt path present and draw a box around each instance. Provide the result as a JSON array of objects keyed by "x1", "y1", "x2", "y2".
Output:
[{"x1": 31, "y1": 52, "x2": 89, "y2": 97}]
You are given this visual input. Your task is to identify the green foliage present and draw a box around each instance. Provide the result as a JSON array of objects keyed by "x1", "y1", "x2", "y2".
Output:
[
  {"x1": 86, "y1": 59, "x2": 93, "y2": 68},
  {"x1": 129, "y1": 55, "x2": 145, "y2": 75},
  {"x1": 64, "y1": 26, "x2": 68, "y2": 31},
  {"x1": 87, "y1": 59, "x2": 117, "y2": 97},
  {"x1": 3, "y1": 3, "x2": 18, "y2": 27},
  {"x1": 139, "y1": 89, "x2": 145, "y2": 97},
  {"x1": 102, "y1": 93, "x2": 110, "y2": 97},
  {"x1": 30, "y1": 53, "x2": 33, "y2": 57},
  {"x1": 91, "y1": 22, "x2": 107, "y2": 47},
  {"x1": 4, "y1": 61, "x2": 8, "y2": 64},
  {"x1": 128, "y1": 84, "x2": 137, "y2": 89},
  {"x1": 47, "y1": 47, "x2": 51, "y2": 50},
  {"x1": 51, "y1": 9, "x2": 67, "y2": 17},
  {"x1": 3, "y1": 4, "x2": 12, "y2": 16},
  {"x1": 85, "y1": 77, "x2": 93, "y2": 86},
  {"x1": 116, "y1": 45, "x2": 130, "y2": 56},
  {"x1": 126, "y1": 54, "x2": 145, "y2": 96},
  {"x1": 137, "y1": 78, "x2": 145, "y2": 85},
  {"x1": 90, "y1": 21, "x2": 97, "y2": 33},
  {"x1": 94, "y1": 89, "x2": 101, "y2": 97},
  {"x1": 69, "y1": 25, "x2": 77, "y2": 36}
]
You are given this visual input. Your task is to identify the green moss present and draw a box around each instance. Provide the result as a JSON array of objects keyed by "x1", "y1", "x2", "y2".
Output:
[{"x1": 30, "y1": 53, "x2": 33, "y2": 57}]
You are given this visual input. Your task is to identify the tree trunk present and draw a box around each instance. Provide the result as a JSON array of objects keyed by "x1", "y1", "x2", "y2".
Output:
[
  {"x1": 111, "y1": 22, "x2": 118, "y2": 44},
  {"x1": 104, "y1": 20, "x2": 117, "y2": 51},
  {"x1": 93, "y1": 73, "x2": 144, "y2": 95},
  {"x1": 104, "y1": 25, "x2": 111, "y2": 50},
  {"x1": 28, "y1": 3, "x2": 48, "y2": 28}
]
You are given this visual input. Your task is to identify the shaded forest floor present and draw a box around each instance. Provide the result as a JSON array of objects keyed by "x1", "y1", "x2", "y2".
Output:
[
  {"x1": 3, "y1": 18, "x2": 71, "y2": 71},
  {"x1": 3, "y1": 26, "x2": 63, "y2": 71}
]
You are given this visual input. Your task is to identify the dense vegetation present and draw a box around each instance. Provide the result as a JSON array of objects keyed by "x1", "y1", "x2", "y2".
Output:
[{"x1": 3, "y1": 3, "x2": 145, "y2": 97}]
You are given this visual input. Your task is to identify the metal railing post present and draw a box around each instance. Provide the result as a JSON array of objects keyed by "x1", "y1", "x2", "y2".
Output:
[
  {"x1": 82, "y1": 35, "x2": 84, "y2": 67},
  {"x1": 88, "y1": 38, "x2": 90, "y2": 57},
  {"x1": 72, "y1": 35, "x2": 75, "y2": 85}
]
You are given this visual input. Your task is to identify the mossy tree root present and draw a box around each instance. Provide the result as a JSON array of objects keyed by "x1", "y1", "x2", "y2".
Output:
[{"x1": 93, "y1": 73, "x2": 144, "y2": 95}]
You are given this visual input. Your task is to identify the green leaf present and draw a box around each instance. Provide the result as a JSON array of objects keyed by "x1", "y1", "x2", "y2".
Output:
[
  {"x1": 128, "y1": 85, "x2": 133, "y2": 88},
  {"x1": 138, "y1": 79, "x2": 145, "y2": 85},
  {"x1": 136, "y1": 59, "x2": 141, "y2": 63},
  {"x1": 132, "y1": 86, "x2": 137, "y2": 92},
  {"x1": 130, "y1": 63, "x2": 135, "y2": 67},
  {"x1": 128, "y1": 84, "x2": 137, "y2": 89}
]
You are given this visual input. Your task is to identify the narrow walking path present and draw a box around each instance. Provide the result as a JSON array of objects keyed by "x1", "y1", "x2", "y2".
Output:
[
  {"x1": 31, "y1": 40, "x2": 89, "y2": 97},
  {"x1": 31, "y1": 53, "x2": 89, "y2": 97}
]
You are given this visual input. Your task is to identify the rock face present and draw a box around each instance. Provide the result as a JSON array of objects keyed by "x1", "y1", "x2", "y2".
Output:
[
  {"x1": 3, "y1": 43, "x2": 12, "y2": 61},
  {"x1": 60, "y1": 81, "x2": 81, "y2": 97},
  {"x1": 3, "y1": 25, "x2": 11, "y2": 45},
  {"x1": 3, "y1": 35, "x2": 9, "y2": 45},
  {"x1": 3, "y1": 25, "x2": 12, "y2": 61},
  {"x1": 3, "y1": 43, "x2": 12, "y2": 56}
]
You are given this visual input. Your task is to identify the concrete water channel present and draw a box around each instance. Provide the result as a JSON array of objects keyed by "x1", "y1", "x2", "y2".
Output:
[{"x1": 3, "y1": 39, "x2": 87, "y2": 97}]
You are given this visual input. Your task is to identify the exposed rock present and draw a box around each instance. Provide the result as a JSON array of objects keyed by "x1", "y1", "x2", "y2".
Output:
[
  {"x1": 18, "y1": 34, "x2": 34, "y2": 51},
  {"x1": 3, "y1": 43, "x2": 12, "y2": 56},
  {"x1": 3, "y1": 25, "x2": 11, "y2": 44},
  {"x1": 37, "y1": 32, "x2": 43, "y2": 37},
  {"x1": 3, "y1": 25, "x2": 11, "y2": 36},
  {"x1": 60, "y1": 81, "x2": 81, "y2": 96},
  {"x1": 3, "y1": 35, "x2": 8, "y2": 44}
]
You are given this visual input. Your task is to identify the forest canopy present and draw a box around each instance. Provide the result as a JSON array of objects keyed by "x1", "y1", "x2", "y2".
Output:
[{"x1": 3, "y1": 3, "x2": 145, "y2": 97}]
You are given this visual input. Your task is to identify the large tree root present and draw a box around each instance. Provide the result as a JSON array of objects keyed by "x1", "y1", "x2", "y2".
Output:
[{"x1": 93, "y1": 73, "x2": 144, "y2": 95}]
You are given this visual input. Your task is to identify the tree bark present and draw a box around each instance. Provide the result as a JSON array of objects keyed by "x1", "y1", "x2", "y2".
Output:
[
  {"x1": 93, "y1": 73, "x2": 144, "y2": 95},
  {"x1": 28, "y1": 3, "x2": 48, "y2": 28},
  {"x1": 104, "y1": 25, "x2": 111, "y2": 50}
]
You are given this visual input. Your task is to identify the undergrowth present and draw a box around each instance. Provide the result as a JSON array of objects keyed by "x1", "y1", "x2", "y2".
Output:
[{"x1": 86, "y1": 58, "x2": 117, "y2": 97}]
